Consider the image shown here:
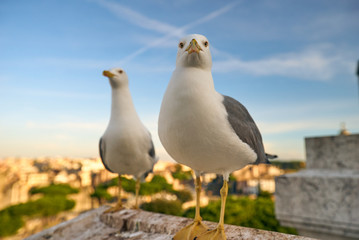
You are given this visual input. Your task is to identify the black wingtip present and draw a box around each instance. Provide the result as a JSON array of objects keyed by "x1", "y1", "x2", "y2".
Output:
[
  {"x1": 265, "y1": 153, "x2": 278, "y2": 164},
  {"x1": 266, "y1": 153, "x2": 278, "y2": 159}
]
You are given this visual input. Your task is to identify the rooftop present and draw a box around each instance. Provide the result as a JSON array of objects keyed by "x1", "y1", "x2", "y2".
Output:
[{"x1": 25, "y1": 206, "x2": 316, "y2": 240}]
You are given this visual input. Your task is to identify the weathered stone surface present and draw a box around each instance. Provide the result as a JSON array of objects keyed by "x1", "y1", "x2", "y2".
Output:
[
  {"x1": 276, "y1": 170, "x2": 359, "y2": 239},
  {"x1": 305, "y1": 134, "x2": 359, "y2": 170},
  {"x1": 276, "y1": 134, "x2": 359, "y2": 240},
  {"x1": 26, "y1": 206, "x2": 314, "y2": 240}
]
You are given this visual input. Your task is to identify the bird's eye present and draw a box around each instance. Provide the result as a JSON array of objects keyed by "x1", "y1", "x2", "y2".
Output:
[
  {"x1": 179, "y1": 42, "x2": 184, "y2": 49},
  {"x1": 204, "y1": 41, "x2": 209, "y2": 47},
  {"x1": 118, "y1": 70, "x2": 123, "y2": 74}
]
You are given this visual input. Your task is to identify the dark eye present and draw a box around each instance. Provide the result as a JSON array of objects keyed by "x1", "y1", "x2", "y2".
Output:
[
  {"x1": 179, "y1": 42, "x2": 184, "y2": 49},
  {"x1": 118, "y1": 70, "x2": 123, "y2": 74},
  {"x1": 204, "y1": 41, "x2": 209, "y2": 47}
]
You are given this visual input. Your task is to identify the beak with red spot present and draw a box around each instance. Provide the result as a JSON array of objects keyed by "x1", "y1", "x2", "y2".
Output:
[
  {"x1": 103, "y1": 70, "x2": 115, "y2": 78},
  {"x1": 186, "y1": 39, "x2": 202, "y2": 54}
]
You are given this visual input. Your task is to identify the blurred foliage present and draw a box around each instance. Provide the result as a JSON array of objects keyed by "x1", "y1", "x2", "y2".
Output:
[
  {"x1": 91, "y1": 174, "x2": 193, "y2": 204},
  {"x1": 271, "y1": 161, "x2": 305, "y2": 171},
  {"x1": 171, "y1": 164, "x2": 192, "y2": 181},
  {"x1": 30, "y1": 183, "x2": 79, "y2": 196},
  {"x1": 0, "y1": 210, "x2": 23, "y2": 237},
  {"x1": 90, "y1": 187, "x2": 113, "y2": 203},
  {"x1": 140, "y1": 175, "x2": 173, "y2": 195},
  {"x1": 0, "y1": 184, "x2": 78, "y2": 237},
  {"x1": 182, "y1": 195, "x2": 297, "y2": 235},
  {"x1": 171, "y1": 189, "x2": 193, "y2": 203},
  {"x1": 140, "y1": 199, "x2": 182, "y2": 216},
  {"x1": 206, "y1": 175, "x2": 237, "y2": 196},
  {"x1": 95, "y1": 175, "x2": 173, "y2": 195}
]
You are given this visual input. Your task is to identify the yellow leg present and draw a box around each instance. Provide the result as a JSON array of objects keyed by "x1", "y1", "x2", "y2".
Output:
[
  {"x1": 173, "y1": 176, "x2": 208, "y2": 240},
  {"x1": 196, "y1": 180, "x2": 228, "y2": 240},
  {"x1": 134, "y1": 178, "x2": 140, "y2": 209},
  {"x1": 104, "y1": 175, "x2": 124, "y2": 213}
]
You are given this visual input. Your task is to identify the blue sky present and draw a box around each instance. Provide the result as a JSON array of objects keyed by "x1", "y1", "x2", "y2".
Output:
[{"x1": 0, "y1": 0, "x2": 358, "y2": 161}]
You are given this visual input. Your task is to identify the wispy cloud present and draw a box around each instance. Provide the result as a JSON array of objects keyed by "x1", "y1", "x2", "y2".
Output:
[
  {"x1": 258, "y1": 114, "x2": 359, "y2": 135},
  {"x1": 213, "y1": 45, "x2": 356, "y2": 80}
]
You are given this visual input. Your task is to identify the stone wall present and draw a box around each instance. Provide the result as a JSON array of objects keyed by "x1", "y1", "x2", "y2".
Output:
[{"x1": 275, "y1": 134, "x2": 359, "y2": 240}]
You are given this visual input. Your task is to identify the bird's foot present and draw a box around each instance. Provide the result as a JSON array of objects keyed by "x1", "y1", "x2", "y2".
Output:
[
  {"x1": 131, "y1": 205, "x2": 140, "y2": 210},
  {"x1": 195, "y1": 225, "x2": 226, "y2": 240},
  {"x1": 104, "y1": 203, "x2": 124, "y2": 213},
  {"x1": 173, "y1": 219, "x2": 208, "y2": 240}
]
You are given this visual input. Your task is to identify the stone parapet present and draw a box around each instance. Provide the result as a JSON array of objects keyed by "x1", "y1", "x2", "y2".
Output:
[
  {"x1": 26, "y1": 206, "x2": 314, "y2": 240},
  {"x1": 276, "y1": 134, "x2": 359, "y2": 240}
]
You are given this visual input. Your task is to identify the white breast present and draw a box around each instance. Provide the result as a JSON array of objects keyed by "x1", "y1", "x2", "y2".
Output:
[
  {"x1": 102, "y1": 87, "x2": 154, "y2": 178},
  {"x1": 158, "y1": 68, "x2": 256, "y2": 176}
]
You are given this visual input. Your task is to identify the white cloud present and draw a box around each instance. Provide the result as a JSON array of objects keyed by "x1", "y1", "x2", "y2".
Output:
[
  {"x1": 257, "y1": 114, "x2": 359, "y2": 135},
  {"x1": 213, "y1": 45, "x2": 355, "y2": 80},
  {"x1": 253, "y1": 98, "x2": 359, "y2": 121}
]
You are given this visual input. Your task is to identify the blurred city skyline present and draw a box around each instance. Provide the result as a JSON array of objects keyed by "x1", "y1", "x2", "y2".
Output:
[{"x1": 0, "y1": 0, "x2": 358, "y2": 160}]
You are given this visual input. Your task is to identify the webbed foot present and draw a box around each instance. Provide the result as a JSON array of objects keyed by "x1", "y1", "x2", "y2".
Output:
[
  {"x1": 173, "y1": 219, "x2": 208, "y2": 240},
  {"x1": 104, "y1": 203, "x2": 123, "y2": 213},
  {"x1": 195, "y1": 225, "x2": 226, "y2": 240}
]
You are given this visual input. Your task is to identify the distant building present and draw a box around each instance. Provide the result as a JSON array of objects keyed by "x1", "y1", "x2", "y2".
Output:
[{"x1": 232, "y1": 164, "x2": 285, "y2": 195}]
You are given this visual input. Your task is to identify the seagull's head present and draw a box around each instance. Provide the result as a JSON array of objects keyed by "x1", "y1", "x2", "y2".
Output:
[
  {"x1": 102, "y1": 67, "x2": 129, "y2": 88},
  {"x1": 176, "y1": 34, "x2": 212, "y2": 70}
]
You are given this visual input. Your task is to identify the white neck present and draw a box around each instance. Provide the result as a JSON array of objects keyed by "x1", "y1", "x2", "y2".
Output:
[
  {"x1": 109, "y1": 87, "x2": 139, "y2": 124},
  {"x1": 171, "y1": 67, "x2": 216, "y2": 95}
]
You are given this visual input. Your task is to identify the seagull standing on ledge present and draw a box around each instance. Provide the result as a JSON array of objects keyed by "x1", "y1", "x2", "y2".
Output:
[
  {"x1": 158, "y1": 34, "x2": 274, "y2": 240},
  {"x1": 100, "y1": 68, "x2": 157, "y2": 212}
]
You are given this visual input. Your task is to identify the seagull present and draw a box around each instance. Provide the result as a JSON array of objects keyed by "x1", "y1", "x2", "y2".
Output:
[
  {"x1": 158, "y1": 34, "x2": 274, "y2": 240},
  {"x1": 100, "y1": 67, "x2": 157, "y2": 212}
]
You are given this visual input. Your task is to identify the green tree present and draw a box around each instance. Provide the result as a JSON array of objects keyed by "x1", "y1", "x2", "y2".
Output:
[
  {"x1": 140, "y1": 199, "x2": 183, "y2": 216},
  {"x1": 171, "y1": 189, "x2": 193, "y2": 203},
  {"x1": 0, "y1": 183, "x2": 79, "y2": 237},
  {"x1": 182, "y1": 196, "x2": 297, "y2": 235},
  {"x1": 172, "y1": 164, "x2": 192, "y2": 181},
  {"x1": 90, "y1": 187, "x2": 113, "y2": 205},
  {"x1": 30, "y1": 183, "x2": 79, "y2": 196},
  {"x1": 0, "y1": 210, "x2": 23, "y2": 237}
]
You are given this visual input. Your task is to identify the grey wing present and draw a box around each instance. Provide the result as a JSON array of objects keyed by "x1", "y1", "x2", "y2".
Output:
[
  {"x1": 99, "y1": 137, "x2": 115, "y2": 173},
  {"x1": 141, "y1": 137, "x2": 158, "y2": 181},
  {"x1": 148, "y1": 139, "x2": 156, "y2": 159},
  {"x1": 222, "y1": 95, "x2": 268, "y2": 164}
]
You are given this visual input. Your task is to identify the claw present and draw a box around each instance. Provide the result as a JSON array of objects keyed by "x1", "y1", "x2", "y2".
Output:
[
  {"x1": 173, "y1": 219, "x2": 208, "y2": 240},
  {"x1": 195, "y1": 226, "x2": 226, "y2": 240},
  {"x1": 104, "y1": 203, "x2": 123, "y2": 213}
]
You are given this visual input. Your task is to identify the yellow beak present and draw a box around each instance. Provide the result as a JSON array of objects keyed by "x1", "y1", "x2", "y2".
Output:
[
  {"x1": 186, "y1": 39, "x2": 202, "y2": 54},
  {"x1": 103, "y1": 70, "x2": 115, "y2": 78}
]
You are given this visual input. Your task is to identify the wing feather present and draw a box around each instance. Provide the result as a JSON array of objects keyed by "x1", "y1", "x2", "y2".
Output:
[{"x1": 222, "y1": 95, "x2": 268, "y2": 164}]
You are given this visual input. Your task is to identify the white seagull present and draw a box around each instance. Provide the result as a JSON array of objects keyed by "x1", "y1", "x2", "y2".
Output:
[
  {"x1": 158, "y1": 34, "x2": 274, "y2": 240},
  {"x1": 100, "y1": 67, "x2": 157, "y2": 212}
]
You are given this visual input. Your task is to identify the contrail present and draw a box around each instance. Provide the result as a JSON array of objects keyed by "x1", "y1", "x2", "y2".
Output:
[{"x1": 94, "y1": 0, "x2": 239, "y2": 65}]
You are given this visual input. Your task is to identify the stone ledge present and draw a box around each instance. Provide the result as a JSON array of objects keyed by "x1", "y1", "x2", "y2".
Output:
[{"x1": 25, "y1": 206, "x2": 316, "y2": 240}]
